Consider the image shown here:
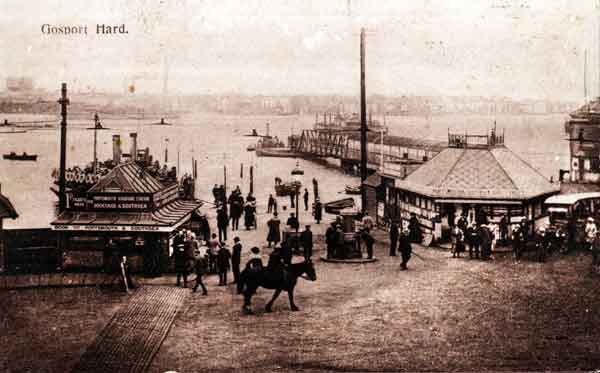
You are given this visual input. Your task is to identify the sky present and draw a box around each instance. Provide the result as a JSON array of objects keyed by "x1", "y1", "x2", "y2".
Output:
[{"x1": 1, "y1": 0, "x2": 599, "y2": 100}]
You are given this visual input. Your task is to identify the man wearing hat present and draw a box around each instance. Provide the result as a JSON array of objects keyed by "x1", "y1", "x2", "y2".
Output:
[
  {"x1": 238, "y1": 247, "x2": 264, "y2": 294},
  {"x1": 535, "y1": 226, "x2": 549, "y2": 262},
  {"x1": 399, "y1": 227, "x2": 412, "y2": 270},
  {"x1": 245, "y1": 246, "x2": 264, "y2": 272},
  {"x1": 314, "y1": 198, "x2": 323, "y2": 224},
  {"x1": 300, "y1": 225, "x2": 313, "y2": 261},
  {"x1": 173, "y1": 241, "x2": 188, "y2": 287},
  {"x1": 286, "y1": 212, "x2": 299, "y2": 231},
  {"x1": 217, "y1": 243, "x2": 232, "y2": 286},
  {"x1": 585, "y1": 217, "x2": 597, "y2": 251},
  {"x1": 325, "y1": 222, "x2": 337, "y2": 259},
  {"x1": 511, "y1": 225, "x2": 523, "y2": 260},
  {"x1": 478, "y1": 224, "x2": 493, "y2": 261},
  {"x1": 231, "y1": 237, "x2": 242, "y2": 284}
]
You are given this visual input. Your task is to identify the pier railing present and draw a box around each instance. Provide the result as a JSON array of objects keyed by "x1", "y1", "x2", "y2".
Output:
[
  {"x1": 293, "y1": 129, "x2": 443, "y2": 165},
  {"x1": 448, "y1": 130, "x2": 504, "y2": 149}
]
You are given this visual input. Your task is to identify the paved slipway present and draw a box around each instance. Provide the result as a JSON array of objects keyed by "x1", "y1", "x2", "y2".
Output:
[{"x1": 72, "y1": 286, "x2": 189, "y2": 373}]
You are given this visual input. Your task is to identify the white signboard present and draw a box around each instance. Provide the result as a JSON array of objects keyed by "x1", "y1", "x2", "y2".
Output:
[{"x1": 52, "y1": 224, "x2": 168, "y2": 232}]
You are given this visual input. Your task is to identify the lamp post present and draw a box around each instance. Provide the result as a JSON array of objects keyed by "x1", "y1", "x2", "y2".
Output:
[{"x1": 293, "y1": 173, "x2": 300, "y2": 233}]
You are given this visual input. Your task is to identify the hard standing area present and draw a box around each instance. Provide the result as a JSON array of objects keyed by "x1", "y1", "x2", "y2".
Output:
[{"x1": 4, "y1": 239, "x2": 598, "y2": 372}]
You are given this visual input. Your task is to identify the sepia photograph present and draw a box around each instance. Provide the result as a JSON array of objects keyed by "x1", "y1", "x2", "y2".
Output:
[{"x1": 1, "y1": 1, "x2": 600, "y2": 372}]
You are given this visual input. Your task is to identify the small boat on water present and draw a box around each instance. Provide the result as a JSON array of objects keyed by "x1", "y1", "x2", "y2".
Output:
[
  {"x1": 244, "y1": 129, "x2": 265, "y2": 137},
  {"x1": 291, "y1": 161, "x2": 304, "y2": 175},
  {"x1": 324, "y1": 197, "x2": 355, "y2": 214},
  {"x1": 256, "y1": 147, "x2": 303, "y2": 158},
  {"x1": 275, "y1": 180, "x2": 301, "y2": 197},
  {"x1": 247, "y1": 144, "x2": 256, "y2": 151},
  {"x1": 0, "y1": 130, "x2": 27, "y2": 134},
  {"x1": 345, "y1": 185, "x2": 362, "y2": 195},
  {"x1": 150, "y1": 118, "x2": 172, "y2": 126},
  {"x1": 3, "y1": 152, "x2": 37, "y2": 161}
]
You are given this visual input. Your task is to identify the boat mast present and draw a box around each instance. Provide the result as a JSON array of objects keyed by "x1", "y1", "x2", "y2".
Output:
[
  {"x1": 380, "y1": 127, "x2": 384, "y2": 172},
  {"x1": 93, "y1": 113, "x2": 99, "y2": 173},
  {"x1": 585, "y1": 49, "x2": 588, "y2": 108}
]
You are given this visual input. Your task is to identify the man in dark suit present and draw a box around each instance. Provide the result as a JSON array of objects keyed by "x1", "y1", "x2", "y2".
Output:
[
  {"x1": 217, "y1": 244, "x2": 231, "y2": 286},
  {"x1": 389, "y1": 221, "x2": 399, "y2": 256},
  {"x1": 300, "y1": 225, "x2": 313, "y2": 261},
  {"x1": 217, "y1": 208, "x2": 229, "y2": 242},
  {"x1": 303, "y1": 188, "x2": 309, "y2": 211},
  {"x1": 399, "y1": 228, "x2": 412, "y2": 270},
  {"x1": 231, "y1": 237, "x2": 242, "y2": 284}
]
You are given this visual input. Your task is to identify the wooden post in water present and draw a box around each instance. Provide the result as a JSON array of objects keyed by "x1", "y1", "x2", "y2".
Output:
[
  {"x1": 58, "y1": 83, "x2": 70, "y2": 214},
  {"x1": 240, "y1": 163, "x2": 243, "y2": 179},
  {"x1": 359, "y1": 28, "x2": 368, "y2": 214},
  {"x1": 249, "y1": 165, "x2": 254, "y2": 195}
]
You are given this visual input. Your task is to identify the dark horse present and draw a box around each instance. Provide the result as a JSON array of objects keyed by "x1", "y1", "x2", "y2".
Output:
[{"x1": 238, "y1": 260, "x2": 317, "y2": 314}]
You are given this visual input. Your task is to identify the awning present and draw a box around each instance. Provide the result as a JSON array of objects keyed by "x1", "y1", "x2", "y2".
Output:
[
  {"x1": 434, "y1": 199, "x2": 523, "y2": 205},
  {"x1": 51, "y1": 199, "x2": 202, "y2": 233}
]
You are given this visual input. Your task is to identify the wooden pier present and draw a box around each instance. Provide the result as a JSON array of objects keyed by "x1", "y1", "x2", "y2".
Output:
[{"x1": 292, "y1": 129, "x2": 447, "y2": 172}]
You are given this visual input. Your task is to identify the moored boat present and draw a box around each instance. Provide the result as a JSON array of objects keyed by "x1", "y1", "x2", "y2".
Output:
[
  {"x1": 291, "y1": 161, "x2": 304, "y2": 175},
  {"x1": 3, "y1": 152, "x2": 37, "y2": 161},
  {"x1": 256, "y1": 147, "x2": 303, "y2": 158},
  {"x1": 324, "y1": 197, "x2": 355, "y2": 214},
  {"x1": 275, "y1": 180, "x2": 301, "y2": 197},
  {"x1": 345, "y1": 185, "x2": 362, "y2": 195}
]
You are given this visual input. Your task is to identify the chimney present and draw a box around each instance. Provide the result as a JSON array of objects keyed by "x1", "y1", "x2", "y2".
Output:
[
  {"x1": 130, "y1": 133, "x2": 138, "y2": 162},
  {"x1": 112, "y1": 134, "x2": 121, "y2": 164}
]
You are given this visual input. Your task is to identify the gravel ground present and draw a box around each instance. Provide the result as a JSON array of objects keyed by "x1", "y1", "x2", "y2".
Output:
[
  {"x1": 2, "y1": 236, "x2": 599, "y2": 372},
  {"x1": 0, "y1": 286, "x2": 129, "y2": 373},
  {"x1": 149, "y1": 242, "x2": 600, "y2": 372}
]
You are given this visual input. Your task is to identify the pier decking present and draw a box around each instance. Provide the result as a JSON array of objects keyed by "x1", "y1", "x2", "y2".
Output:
[{"x1": 292, "y1": 129, "x2": 446, "y2": 172}]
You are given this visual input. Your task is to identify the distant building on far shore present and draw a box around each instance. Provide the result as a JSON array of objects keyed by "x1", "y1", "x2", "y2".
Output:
[{"x1": 6, "y1": 77, "x2": 34, "y2": 93}]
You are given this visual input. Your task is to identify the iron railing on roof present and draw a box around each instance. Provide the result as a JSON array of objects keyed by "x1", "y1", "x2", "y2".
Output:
[{"x1": 448, "y1": 128, "x2": 504, "y2": 149}]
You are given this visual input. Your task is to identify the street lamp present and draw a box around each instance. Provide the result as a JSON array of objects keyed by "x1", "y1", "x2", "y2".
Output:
[{"x1": 293, "y1": 172, "x2": 301, "y2": 233}]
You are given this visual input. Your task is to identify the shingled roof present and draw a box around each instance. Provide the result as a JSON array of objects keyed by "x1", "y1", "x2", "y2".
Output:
[
  {"x1": 393, "y1": 145, "x2": 560, "y2": 200},
  {"x1": 88, "y1": 162, "x2": 165, "y2": 194},
  {"x1": 51, "y1": 200, "x2": 202, "y2": 231}
]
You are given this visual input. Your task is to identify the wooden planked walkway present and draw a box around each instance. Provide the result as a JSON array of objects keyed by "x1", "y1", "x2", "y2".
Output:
[{"x1": 72, "y1": 286, "x2": 188, "y2": 373}]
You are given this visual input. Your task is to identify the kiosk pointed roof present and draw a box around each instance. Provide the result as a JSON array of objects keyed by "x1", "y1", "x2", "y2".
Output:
[
  {"x1": 88, "y1": 162, "x2": 165, "y2": 194},
  {"x1": 393, "y1": 132, "x2": 559, "y2": 200}
]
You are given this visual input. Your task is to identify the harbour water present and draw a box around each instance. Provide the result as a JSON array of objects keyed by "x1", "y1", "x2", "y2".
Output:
[{"x1": 0, "y1": 112, "x2": 569, "y2": 229}]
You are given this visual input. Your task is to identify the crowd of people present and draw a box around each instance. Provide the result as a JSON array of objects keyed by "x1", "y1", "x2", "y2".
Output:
[
  {"x1": 166, "y1": 179, "x2": 600, "y2": 299},
  {"x1": 170, "y1": 184, "x2": 320, "y2": 296}
]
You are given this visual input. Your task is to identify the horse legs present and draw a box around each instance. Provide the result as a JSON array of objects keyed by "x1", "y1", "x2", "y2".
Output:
[
  {"x1": 265, "y1": 289, "x2": 282, "y2": 313},
  {"x1": 287, "y1": 289, "x2": 299, "y2": 311},
  {"x1": 243, "y1": 286, "x2": 257, "y2": 314}
]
